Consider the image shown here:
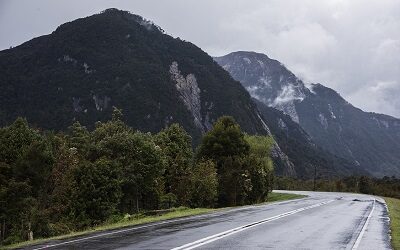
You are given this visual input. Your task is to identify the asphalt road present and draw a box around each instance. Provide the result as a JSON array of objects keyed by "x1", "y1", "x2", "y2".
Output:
[{"x1": 22, "y1": 191, "x2": 392, "y2": 250}]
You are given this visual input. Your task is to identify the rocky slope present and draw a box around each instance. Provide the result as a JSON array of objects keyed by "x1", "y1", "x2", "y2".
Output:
[
  {"x1": 255, "y1": 99, "x2": 363, "y2": 178},
  {"x1": 215, "y1": 51, "x2": 400, "y2": 177}
]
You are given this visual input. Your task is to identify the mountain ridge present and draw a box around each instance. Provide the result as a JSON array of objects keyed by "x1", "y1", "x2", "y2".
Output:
[{"x1": 215, "y1": 51, "x2": 400, "y2": 177}]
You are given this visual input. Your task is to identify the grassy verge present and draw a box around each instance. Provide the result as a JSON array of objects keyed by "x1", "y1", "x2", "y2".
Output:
[
  {"x1": 385, "y1": 197, "x2": 400, "y2": 250},
  {"x1": 267, "y1": 192, "x2": 306, "y2": 203},
  {"x1": 5, "y1": 192, "x2": 305, "y2": 249},
  {"x1": 4, "y1": 207, "x2": 213, "y2": 250}
]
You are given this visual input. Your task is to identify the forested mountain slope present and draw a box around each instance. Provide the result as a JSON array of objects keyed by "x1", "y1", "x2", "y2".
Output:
[{"x1": 0, "y1": 9, "x2": 267, "y2": 143}]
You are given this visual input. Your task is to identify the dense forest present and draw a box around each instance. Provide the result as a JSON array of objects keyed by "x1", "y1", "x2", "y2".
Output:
[
  {"x1": 275, "y1": 176, "x2": 400, "y2": 199},
  {"x1": 0, "y1": 109, "x2": 274, "y2": 245}
]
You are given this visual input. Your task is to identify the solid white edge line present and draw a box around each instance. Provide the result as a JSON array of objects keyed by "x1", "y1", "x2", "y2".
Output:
[
  {"x1": 352, "y1": 199, "x2": 376, "y2": 250},
  {"x1": 32, "y1": 196, "x2": 309, "y2": 250},
  {"x1": 171, "y1": 199, "x2": 336, "y2": 250}
]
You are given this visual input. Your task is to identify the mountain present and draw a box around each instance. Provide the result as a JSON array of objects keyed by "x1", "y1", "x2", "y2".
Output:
[
  {"x1": 0, "y1": 9, "x2": 268, "y2": 140},
  {"x1": 0, "y1": 9, "x2": 299, "y2": 175},
  {"x1": 215, "y1": 51, "x2": 400, "y2": 177},
  {"x1": 255, "y1": 99, "x2": 362, "y2": 178}
]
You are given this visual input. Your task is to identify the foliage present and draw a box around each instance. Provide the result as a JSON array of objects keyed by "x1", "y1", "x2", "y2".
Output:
[
  {"x1": 69, "y1": 159, "x2": 122, "y2": 227},
  {"x1": 197, "y1": 116, "x2": 249, "y2": 161},
  {"x1": 197, "y1": 116, "x2": 249, "y2": 206},
  {"x1": 190, "y1": 160, "x2": 218, "y2": 208},
  {"x1": 385, "y1": 197, "x2": 400, "y2": 250},
  {"x1": 266, "y1": 192, "x2": 306, "y2": 203},
  {"x1": 156, "y1": 124, "x2": 193, "y2": 206},
  {"x1": 275, "y1": 175, "x2": 400, "y2": 199},
  {"x1": 0, "y1": 115, "x2": 275, "y2": 246},
  {"x1": 197, "y1": 116, "x2": 274, "y2": 206},
  {"x1": 245, "y1": 135, "x2": 274, "y2": 203}
]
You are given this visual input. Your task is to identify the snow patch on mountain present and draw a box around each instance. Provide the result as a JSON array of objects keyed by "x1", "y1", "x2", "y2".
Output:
[
  {"x1": 83, "y1": 62, "x2": 94, "y2": 74},
  {"x1": 278, "y1": 118, "x2": 288, "y2": 131},
  {"x1": 243, "y1": 57, "x2": 251, "y2": 64},
  {"x1": 258, "y1": 76, "x2": 273, "y2": 90},
  {"x1": 318, "y1": 113, "x2": 328, "y2": 129},
  {"x1": 328, "y1": 104, "x2": 336, "y2": 119},
  {"x1": 275, "y1": 101, "x2": 300, "y2": 123},
  {"x1": 257, "y1": 60, "x2": 265, "y2": 68},
  {"x1": 61, "y1": 55, "x2": 77, "y2": 64},
  {"x1": 222, "y1": 64, "x2": 231, "y2": 71},
  {"x1": 372, "y1": 117, "x2": 390, "y2": 129},
  {"x1": 92, "y1": 94, "x2": 111, "y2": 111}
]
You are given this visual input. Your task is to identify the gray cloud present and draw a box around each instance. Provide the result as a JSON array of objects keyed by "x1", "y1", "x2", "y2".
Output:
[{"x1": 1, "y1": 0, "x2": 399, "y2": 117}]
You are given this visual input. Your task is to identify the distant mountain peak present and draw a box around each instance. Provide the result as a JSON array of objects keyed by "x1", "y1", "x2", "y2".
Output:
[
  {"x1": 214, "y1": 51, "x2": 310, "y2": 123},
  {"x1": 216, "y1": 50, "x2": 400, "y2": 177},
  {"x1": 53, "y1": 8, "x2": 164, "y2": 37}
]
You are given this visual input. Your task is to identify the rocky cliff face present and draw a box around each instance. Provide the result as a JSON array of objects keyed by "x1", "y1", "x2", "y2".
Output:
[
  {"x1": 169, "y1": 61, "x2": 204, "y2": 132},
  {"x1": 215, "y1": 51, "x2": 400, "y2": 177}
]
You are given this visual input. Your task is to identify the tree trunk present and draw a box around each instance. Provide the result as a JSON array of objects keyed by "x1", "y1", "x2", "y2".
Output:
[
  {"x1": 2, "y1": 220, "x2": 5, "y2": 242},
  {"x1": 28, "y1": 222, "x2": 33, "y2": 241}
]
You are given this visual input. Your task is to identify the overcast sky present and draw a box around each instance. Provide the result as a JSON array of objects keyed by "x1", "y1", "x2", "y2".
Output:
[{"x1": 1, "y1": 0, "x2": 399, "y2": 117}]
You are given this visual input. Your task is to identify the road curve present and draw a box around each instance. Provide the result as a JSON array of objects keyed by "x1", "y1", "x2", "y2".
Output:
[{"x1": 21, "y1": 191, "x2": 392, "y2": 250}]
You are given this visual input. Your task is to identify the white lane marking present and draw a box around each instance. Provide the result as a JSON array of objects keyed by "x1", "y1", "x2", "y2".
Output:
[
  {"x1": 32, "y1": 197, "x2": 309, "y2": 250},
  {"x1": 352, "y1": 199, "x2": 376, "y2": 250},
  {"x1": 171, "y1": 199, "x2": 336, "y2": 250},
  {"x1": 32, "y1": 213, "x2": 218, "y2": 250}
]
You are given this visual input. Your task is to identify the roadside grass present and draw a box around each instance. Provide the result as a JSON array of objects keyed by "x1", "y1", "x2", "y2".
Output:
[
  {"x1": 385, "y1": 197, "x2": 400, "y2": 250},
  {"x1": 4, "y1": 192, "x2": 305, "y2": 249},
  {"x1": 267, "y1": 192, "x2": 306, "y2": 203},
  {"x1": 3, "y1": 207, "x2": 213, "y2": 250}
]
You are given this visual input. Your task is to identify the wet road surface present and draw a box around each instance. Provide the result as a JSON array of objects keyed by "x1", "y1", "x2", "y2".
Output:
[{"x1": 22, "y1": 191, "x2": 392, "y2": 250}]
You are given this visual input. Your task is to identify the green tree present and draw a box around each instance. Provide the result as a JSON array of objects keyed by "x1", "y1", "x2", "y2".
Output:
[
  {"x1": 156, "y1": 124, "x2": 193, "y2": 206},
  {"x1": 92, "y1": 119, "x2": 164, "y2": 212},
  {"x1": 14, "y1": 140, "x2": 54, "y2": 197},
  {"x1": 48, "y1": 137, "x2": 80, "y2": 234},
  {"x1": 70, "y1": 158, "x2": 122, "y2": 227},
  {"x1": 67, "y1": 122, "x2": 91, "y2": 157},
  {"x1": 245, "y1": 135, "x2": 274, "y2": 203},
  {"x1": 0, "y1": 118, "x2": 55, "y2": 243},
  {"x1": 197, "y1": 116, "x2": 249, "y2": 162},
  {"x1": 0, "y1": 118, "x2": 41, "y2": 164},
  {"x1": 190, "y1": 160, "x2": 218, "y2": 208},
  {"x1": 197, "y1": 116, "x2": 251, "y2": 206}
]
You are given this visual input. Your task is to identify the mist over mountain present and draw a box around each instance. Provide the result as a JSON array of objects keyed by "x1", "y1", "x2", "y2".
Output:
[{"x1": 215, "y1": 51, "x2": 400, "y2": 177}]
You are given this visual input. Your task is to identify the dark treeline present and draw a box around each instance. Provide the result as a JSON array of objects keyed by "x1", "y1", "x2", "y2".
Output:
[
  {"x1": 0, "y1": 109, "x2": 274, "y2": 245},
  {"x1": 275, "y1": 176, "x2": 400, "y2": 199}
]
